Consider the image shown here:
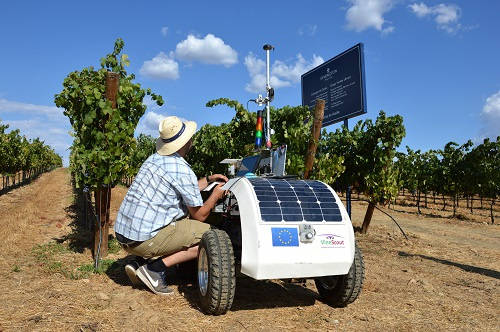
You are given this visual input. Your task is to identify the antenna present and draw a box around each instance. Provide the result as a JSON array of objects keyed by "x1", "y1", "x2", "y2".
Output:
[
  {"x1": 250, "y1": 43, "x2": 275, "y2": 172},
  {"x1": 263, "y1": 44, "x2": 274, "y2": 149}
]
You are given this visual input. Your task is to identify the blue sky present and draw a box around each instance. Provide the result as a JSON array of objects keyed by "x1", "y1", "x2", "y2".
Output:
[{"x1": 0, "y1": 0, "x2": 499, "y2": 166}]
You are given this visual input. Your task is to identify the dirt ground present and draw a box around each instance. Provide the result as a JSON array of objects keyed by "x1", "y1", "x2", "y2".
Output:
[{"x1": 0, "y1": 168, "x2": 498, "y2": 331}]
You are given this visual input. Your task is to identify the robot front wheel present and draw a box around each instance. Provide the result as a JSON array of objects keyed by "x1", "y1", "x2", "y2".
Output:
[
  {"x1": 197, "y1": 229, "x2": 236, "y2": 315},
  {"x1": 314, "y1": 242, "x2": 365, "y2": 307}
]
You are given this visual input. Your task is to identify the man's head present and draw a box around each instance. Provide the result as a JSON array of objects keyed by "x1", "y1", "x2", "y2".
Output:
[{"x1": 156, "y1": 116, "x2": 197, "y2": 156}]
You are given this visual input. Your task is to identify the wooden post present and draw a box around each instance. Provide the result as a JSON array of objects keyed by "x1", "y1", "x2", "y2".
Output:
[
  {"x1": 304, "y1": 99, "x2": 325, "y2": 179},
  {"x1": 105, "y1": 72, "x2": 119, "y2": 109},
  {"x1": 94, "y1": 186, "x2": 111, "y2": 257},
  {"x1": 361, "y1": 202, "x2": 375, "y2": 234},
  {"x1": 93, "y1": 72, "x2": 119, "y2": 259}
]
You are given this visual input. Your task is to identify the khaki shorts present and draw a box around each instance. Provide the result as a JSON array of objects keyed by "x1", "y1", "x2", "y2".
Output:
[{"x1": 124, "y1": 218, "x2": 210, "y2": 258}]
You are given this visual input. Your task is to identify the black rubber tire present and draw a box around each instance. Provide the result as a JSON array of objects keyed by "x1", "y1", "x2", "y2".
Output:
[
  {"x1": 197, "y1": 229, "x2": 236, "y2": 315},
  {"x1": 315, "y1": 242, "x2": 365, "y2": 307}
]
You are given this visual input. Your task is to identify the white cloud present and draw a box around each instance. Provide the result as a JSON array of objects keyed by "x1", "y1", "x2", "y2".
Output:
[
  {"x1": 135, "y1": 110, "x2": 168, "y2": 137},
  {"x1": 244, "y1": 53, "x2": 324, "y2": 93},
  {"x1": 0, "y1": 98, "x2": 63, "y2": 121},
  {"x1": 175, "y1": 34, "x2": 238, "y2": 67},
  {"x1": 298, "y1": 24, "x2": 318, "y2": 36},
  {"x1": 273, "y1": 54, "x2": 324, "y2": 83},
  {"x1": 345, "y1": 0, "x2": 395, "y2": 34},
  {"x1": 382, "y1": 26, "x2": 395, "y2": 35},
  {"x1": 409, "y1": 2, "x2": 462, "y2": 33},
  {"x1": 140, "y1": 52, "x2": 179, "y2": 79},
  {"x1": 409, "y1": 2, "x2": 432, "y2": 17},
  {"x1": 161, "y1": 26, "x2": 168, "y2": 37},
  {"x1": 144, "y1": 111, "x2": 166, "y2": 131},
  {"x1": 480, "y1": 90, "x2": 500, "y2": 139}
]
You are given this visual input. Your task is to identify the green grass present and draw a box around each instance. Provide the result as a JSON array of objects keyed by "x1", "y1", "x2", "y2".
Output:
[
  {"x1": 32, "y1": 241, "x2": 117, "y2": 280},
  {"x1": 12, "y1": 265, "x2": 21, "y2": 272},
  {"x1": 77, "y1": 259, "x2": 117, "y2": 275},
  {"x1": 107, "y1": 237, "x2": 122, "y2": 254},
  {"x1": 32, "y1": 242, "x2": 70, "y2": 262}
]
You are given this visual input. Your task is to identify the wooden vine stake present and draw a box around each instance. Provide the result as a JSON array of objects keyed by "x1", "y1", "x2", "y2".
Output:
[
  {"x1": 361, "y1": 202, "x2": 375, "y2": 234},
  {"x1": 93, "y1": 72, "x2": 119, "y2": 258},
  {"x1": 304, "y1": 99, "x2": 325, "y2": 179}
]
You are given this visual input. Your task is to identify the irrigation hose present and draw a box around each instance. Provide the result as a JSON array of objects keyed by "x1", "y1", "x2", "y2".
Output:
[{"x1": 349, "y1": 198, "x2": 409, "y2": 240}]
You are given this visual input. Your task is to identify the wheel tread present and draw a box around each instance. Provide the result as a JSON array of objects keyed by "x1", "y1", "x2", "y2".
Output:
[
  {"x1": 198, "y1": 229, "x2": 235, "y2": 315},
  {"x1": 315, "y1": 241, "x2": 365, "y2": 307}
]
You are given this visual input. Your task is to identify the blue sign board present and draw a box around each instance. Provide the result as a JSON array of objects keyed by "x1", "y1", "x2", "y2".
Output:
[{"x1": 301, "y1": 43, "x2": 367, "y2": 127}]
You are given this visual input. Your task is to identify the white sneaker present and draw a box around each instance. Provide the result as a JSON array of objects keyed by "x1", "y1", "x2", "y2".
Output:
[{"x1": 125, "y1": 261, "x2": 141, "y2": 286}]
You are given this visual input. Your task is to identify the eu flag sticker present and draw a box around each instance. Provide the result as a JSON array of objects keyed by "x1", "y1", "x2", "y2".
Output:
[{"x1": 271, "y1": 227, "x2": 299, "y2": 247}]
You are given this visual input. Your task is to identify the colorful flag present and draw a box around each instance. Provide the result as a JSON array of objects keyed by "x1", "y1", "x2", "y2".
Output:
[{"x1": 271, "y1": 227, "x2": 299, "y2": 247}]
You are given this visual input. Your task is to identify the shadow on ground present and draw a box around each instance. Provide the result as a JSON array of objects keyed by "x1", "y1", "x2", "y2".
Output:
[
  {"x1": 178, "y1": 272, "x2": 318, "y2": 312},
  {"x1": 398, "y1": 251, "x2": 500, "y2": 280},
  {"x1": 0, "y1": 174, "x2": 40, "y2": 197},
  {"x1": 53, "y1": 199, "x2": 93, "y2": 253}
]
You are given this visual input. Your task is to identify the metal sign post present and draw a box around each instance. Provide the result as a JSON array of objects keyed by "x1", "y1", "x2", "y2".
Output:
[{"x1": 344, "y1": 118, "x2": 352, "y2": 217}]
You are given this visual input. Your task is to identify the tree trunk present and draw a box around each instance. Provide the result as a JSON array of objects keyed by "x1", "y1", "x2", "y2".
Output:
[
  {"x1": 470, "y1": 196, "x2": 473, "y2": 214},
  {"x1": 442, "y1": 194, "x2": 446, "y2": 211},
  {"x1": 361, "y1": 202, "x2": 376, "y2": 234},
  {"x1": 491, "y1": 199, "x2": 495, "y2": 225},
  {"x1": 453, "y1": 194, "x2": 457, "y2": 217},
  {"x1": 417, "y1": 190, "x2": 421, "y2": 214},
  {"x1": 93, "y1": 186, "x2": 112, "y2": 258},
  {"x1": 424, "y1": 193, "x2": 428, "y2": 208},
  {"x1": 480, "y1": 196, "x2": 483, "y2": 209}
]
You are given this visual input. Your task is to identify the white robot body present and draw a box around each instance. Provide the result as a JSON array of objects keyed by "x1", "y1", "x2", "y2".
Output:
[{"x1": 224, "y1": 177, "x2": 355, "y2": 280}]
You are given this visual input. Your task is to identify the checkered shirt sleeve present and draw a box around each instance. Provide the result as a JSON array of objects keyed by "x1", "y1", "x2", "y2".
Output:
[{"x1": 114, "y1": 153, "x2": 203, "y2": 241}]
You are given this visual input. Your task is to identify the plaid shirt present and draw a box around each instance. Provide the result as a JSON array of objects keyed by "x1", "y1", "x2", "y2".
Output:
[{"x1": 114, "y1": 152, "x2": 203, "y2": 241}]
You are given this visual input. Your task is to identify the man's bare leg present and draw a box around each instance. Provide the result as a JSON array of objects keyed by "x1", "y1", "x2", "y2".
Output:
[{"x1": 161, "y1": 245, "x2": 199, "y2": 267}]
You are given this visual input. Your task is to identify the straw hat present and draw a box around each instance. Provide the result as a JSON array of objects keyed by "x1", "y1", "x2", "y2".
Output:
[{"x1": 156, "y1": 116, "x2": 197, "y2": 156}]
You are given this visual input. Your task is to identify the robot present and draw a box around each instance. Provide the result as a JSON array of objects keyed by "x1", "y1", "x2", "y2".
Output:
[{"x1": 196, "y1": 45, "x2": 364, "y2": 315}]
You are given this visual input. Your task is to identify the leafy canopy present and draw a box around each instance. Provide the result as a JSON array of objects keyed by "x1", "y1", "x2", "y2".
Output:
[{"x1": 55, "y1": 38, "x2": 163, "y2": 189}]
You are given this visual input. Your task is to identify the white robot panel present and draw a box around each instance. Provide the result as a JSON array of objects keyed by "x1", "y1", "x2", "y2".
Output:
[{"x1": 226, "y1": 177, "x2": 355, "y2": 280}]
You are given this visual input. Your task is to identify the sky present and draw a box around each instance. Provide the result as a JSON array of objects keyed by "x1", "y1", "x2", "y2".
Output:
[{"x1": 0, "y1": 0, "x2": 499, "y2": 166}]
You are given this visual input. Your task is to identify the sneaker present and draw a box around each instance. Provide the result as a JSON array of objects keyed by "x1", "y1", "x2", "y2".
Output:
[
  {"x1": 136, "y1": 263, "x2": 174, "y2": 296},
  {"x1": 124, "y1": 261, "x2": 141, "y2": 286}
]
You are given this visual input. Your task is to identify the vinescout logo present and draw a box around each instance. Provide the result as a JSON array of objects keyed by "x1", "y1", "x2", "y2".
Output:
[{"x1": 317, "y1": 233, "x2": 345, "y2": 248}]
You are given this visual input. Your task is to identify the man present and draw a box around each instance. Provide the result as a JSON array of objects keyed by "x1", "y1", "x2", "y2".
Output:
[{"x1": 114, "y1": 116, "x2": 227, "y2": 295}]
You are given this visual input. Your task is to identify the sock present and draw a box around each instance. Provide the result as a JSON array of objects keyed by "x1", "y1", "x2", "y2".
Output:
[{"x1": 148, "y1": 259, "x2": 166, "y2": 272}]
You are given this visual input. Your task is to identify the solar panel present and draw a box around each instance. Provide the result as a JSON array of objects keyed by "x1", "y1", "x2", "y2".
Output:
[{"x1": 249, "y1": 178, "x2": 343, "y2": 222}]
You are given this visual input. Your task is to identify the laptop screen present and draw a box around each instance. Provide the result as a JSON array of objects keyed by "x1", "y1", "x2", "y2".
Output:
[{"x1": 236, "y1": 155, "x2": 260, "y2": 176}]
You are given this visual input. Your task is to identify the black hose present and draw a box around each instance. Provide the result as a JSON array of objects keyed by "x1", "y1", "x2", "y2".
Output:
[{"x1": 349, "y1": 198, "x2": 409, "y2": 240}]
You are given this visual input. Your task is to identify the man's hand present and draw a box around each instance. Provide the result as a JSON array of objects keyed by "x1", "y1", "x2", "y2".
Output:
[
  {"x1": 189, "y1": 183, "x2": 227, "y2": 222},
  {"x1": 198, "y1": 173, "x2": 228, "y2": 191},
  {"x1": 209, "y1": 174, "x2": 229, "y2": 183},
  {"x1": 211, "y1": 183, "x2": 227, "y2": 201}
]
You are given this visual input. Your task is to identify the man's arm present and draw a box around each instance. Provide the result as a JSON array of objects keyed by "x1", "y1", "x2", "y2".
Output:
[
  {"x1": 198, "y1": 174, "x2": 229, "y2": 191},
  {"x1": 188, "y1": 184, "x2": 226, "y2": 222}
]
